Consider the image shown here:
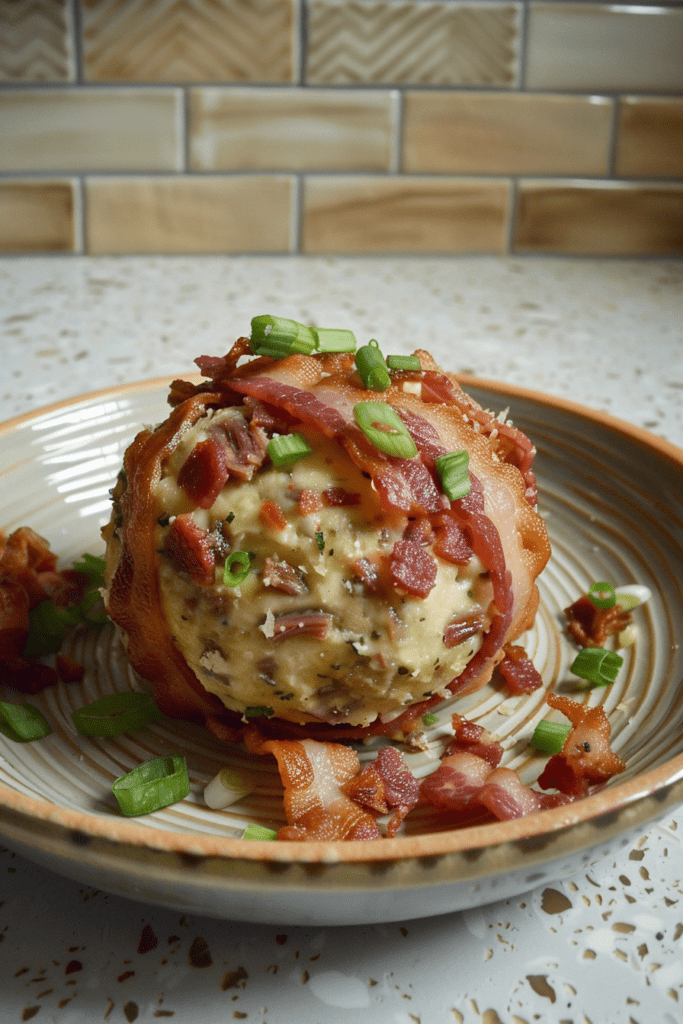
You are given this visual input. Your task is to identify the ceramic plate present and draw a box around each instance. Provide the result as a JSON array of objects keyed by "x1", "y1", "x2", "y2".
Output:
[{"x1": 1, "y1": 377, "x2": 682, "y2": 926}]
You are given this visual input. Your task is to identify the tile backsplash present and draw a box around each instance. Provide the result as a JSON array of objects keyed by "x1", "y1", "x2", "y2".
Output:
[{"x1": 1, "y1": 0, "x2": 682, "y2": 256}]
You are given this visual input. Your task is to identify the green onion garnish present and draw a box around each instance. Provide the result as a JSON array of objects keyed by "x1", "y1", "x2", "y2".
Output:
[
  {"x1": 570, "y1": 647, "x2": 624, "y2": 687},
  {"x1": 354, "y1": 401, "x2": 418, "y2": 459},
  {"x1": 242, "y1": 824, "x2": 278, "y2": 841},
  {"x1": 250, "y1": 315, "x2": 316, "y2": 358},
  {"x1": 435, "y1": 450, "x2": 471, "y2": 501},
  {"x1": 314, "y1": 328, "x2": 357, "y2": 353},
  {"x1": 0, "y1": 701, "x2": 52, "y2": 743},
  {"x1": 204, "y1": 768, "x2": 255, "y2": 810},
  {"x1": 387, "y1": 355, "x2": 421, "y2": 371},
  {"x1": 79, "y1": 588, "x2": 109, "y2": 626},
  {"x1": 355, "y1": 339, "x2": 391, "y2": 391},
  {"x1": 422, "y1": 713, "x2": 438, "y2": 726},
  {"x1": 23, "y1": 599, "x2": 66, "y2": 658},
  {"x1": 315, "y1": 530, "x2": 325, "y2": 552},
  {"x1": 243, "y1": 706, "x2": 275, "y2": 718},
  {"x1": 587, "y1": 582, "x2": 617, "y2": 610},
  {"x1": 223, "y1": 551, "x2": 251, "y2": 588},
  {"x1": 267, "y1": 432, "x2": 312, "y2": 468},
  {"x1": 111, "y1": 755, "x2": 190, "y2": 817},
  {"x1": 72, "y1": 692, "x2": 162, "y2": 738},
  {"x1": 226, "y1": 511, "x2": 235, "y2": 523},
  {"x1": 530, "y1": 719, "x2": 572, "y2": 754},
  {"x1": 73, "y1": 553, "x2": 106, "y2": 585}
]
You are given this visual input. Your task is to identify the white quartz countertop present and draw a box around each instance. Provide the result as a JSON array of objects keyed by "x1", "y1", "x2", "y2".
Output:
[{"x1": 1, "y1": 255, "x2": 683, "y2": 1024}]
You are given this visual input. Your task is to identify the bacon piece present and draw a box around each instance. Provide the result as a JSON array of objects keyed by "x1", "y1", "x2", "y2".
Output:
[
  {"x1": 177, "y1": 437, "x2": 229, "y2": 509},
  {"x1": 564, "y1": 595, "x2": 632, "y2": 649},
  {"x1": 262, "y1": 558, "x2": 307, "y2": 596},
  {"x1": 444, "y1": 611, "x2": 485, "y2": 649},
  {"x1": 537, "y1": 693, "x2": 626, "y2": 798},
  {"x1": 498, "y1": 644, "x2": 543, "y2": 694},
  {"x1": 341, "y1": 746, "x2": 420, "y2": 837},
  {"x1": 0, "y1": 578, "x2": 30, "y2": 659},
  {"x1": 403, "y1": 518, "x2": 434, "y2": 545},
  {"x1": 259, "y1": 500, "x2": 287, "y2": 531},
  {"x1": 164, "y1": 514, "x2": 216, "y2": 586},
  {"x1": 195, "y1": 337, "x2": 252, "y2": 379},
  {"x1": 56, "y1": 654, "x2": 85, "y2": 683},
  {"x1": 351, "y1": 556, "x2": 382, "y2": 594},
  {"x1": 298, "y1": 490, "x2": 324, "y2": 516},
  {"x1": 243, "y1": 396, "x2": 292, "y2": 433},
  {"x1": 446, "y1": 714, "x2": 503, "y2": 768},
  {"x1": 270, "y1": 611, "x2": 331, "y2": 643},
  {"x1": 479, "y1": 767, "x2": 570, "y2": 820},
  {"x1": 390, "y1": 539, "x2": 437, "y2": 598},
  {"x1": 35, "y1": 567, "x2": 89, "y2": 609},
  {"x1": 213, "y1": 417, "x2": 269, "y2": 482},
  {"x1": 433, "y1": 514, "x2": 473, "y2": 565},
  {"x1": 0, "y1": 657, "x2": 59, "y2": 694},
  {"x1": 323, "y1": 487, "x2": 361, "y2": 507},
  {"x1": 420, "y1": 752, "x2": 493, "y2": 811}
]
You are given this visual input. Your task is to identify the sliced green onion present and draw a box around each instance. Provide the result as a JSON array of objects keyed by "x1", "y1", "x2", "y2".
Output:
[
  {"x1": 267, "y1": 432, "x2": 312, "y2": 468},
  {"x1": 242, "y1": 824, "x2": 278, "y2": 841},
  {"x1": 223, "y1": 551, "x2": 251, "y2": 588},
  {"x1": 226, "y1": 511, "x2": 235, "y2": 524},
  {"x1": 73, "y1": 553, "x2": 106, "y2": 586},
  {"x1": 530, "y1": 719, "x2": 572, "y2": 754},
  {"x1": 112, "y1": 755, "x2": 190, "y2": 817},
  {"x1": 435, "y1": 450, "x2": 471, "y2": 501},
  {"x1": 250, "y1": 315, "x2": 316, "y2": 358},
  {"x1": 355, "y1": 339, "x2": 391, "y2": 391},
  {"x1": 79, "y1": 588, "x2": 109, "y2": 626},
  {"x1": 570, "y1": 647, "x2": 624, "y2": 687},
  {"x1": 23, "y1": 599, "x2": 65, "y2": 659},
  {"x1": 314, "y1": 328, "x2": 357, "y2": 353},
  {"x1": 72, "y1": 691, "x2": 162, "y2": 738},
  {"x1": 0, "y1": 701, "x2": 52, "y2": 743},
  {"x1": 204, "y1": 768, "x2": 256, "y2": 810},
  {"x1": 387, "y1": 355, "x2": 421, "y2": 371},
  {"x1": 243, "y1": 706, "x2": 274, "y2": 719},
  {"x1": 354, "y1": 401, "x2": 418, "y2": 459},
  {"x1": 422, "y1": 713, "x2": 439, "y2": 726},
  {"x1": 614, "y1": 584, "x2": 651, "y2": 611},
  {"x1": 588, "y1": 582, "x2": 616, "y2": 609},
  {"x1": 315, "y1": 530, "x2": 325, "y2": 552},
  {"x1": 618, "y1": 623, "x2": 638, "y2": 648}
]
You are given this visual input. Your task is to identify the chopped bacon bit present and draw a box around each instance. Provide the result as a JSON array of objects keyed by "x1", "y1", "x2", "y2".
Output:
[
  {"x1": 243, "y1": 396, "x2": 292, "y2": 433},
  {"x1": 351, "y1": 556, "x2": 381, "y2": 594},
  {"x1": 0, "y1": 657, "x2": 59, "y2": 694},
  {"x1": 323, "y1": 487, "x2": 361, "y2": 507},
  {"x1": 564, "y1": 595, "x2": 632, "y2": 649},
  {"x1": 403, "y1": 518, "x2": 434, "y2": 545},
  {"x1": 443, "y1": 612, "x2": 485, "y2": 649},
  {"x1": 537, "y1": 693, "x2": 625, "y2": 798},
  {"x1": 479, "y1": 767, "x2": 570, "y2": 820},
  {"x1": 195, "y1": 338, "x2": 252, "y2": 379},
  {"x1": 164, "y1": 514, "x2": 216, "y2": 586},
  {"x1": 262, "y1": 558, "x2": 307, "y2": 596},
  {"x1": 341, "y1": 746, "x2": 420, "y2": 837},
  {"x1": 277, "y1": 805, "x2": 382, "y2": 841},
  {"x1": 433, "y1": 515, "x2": 473, "y2": 566},
  {"x1": 298, "y1": 490, "x2": 324, "y2": 516},
  {"x1": 213, "y1": 418, "x2": 269, "y2": 482},
  {"x1": 270, "y1": 611, "x2": 331, "y2": 643},
  {"x1": 446, "y1": 714, "x2": 503, "y2": 768},
  {"x1": 498, "y1": 644, "x2": 543, "y2": 694},
  {"x1": 259, "y1": 500, "x2": 288, "y2": 531},
  {"x1": 390, "y1": 539, "x2": 437, "y2": 598},
  {"x1": 56, "y1": 654, "x2": 85, "y2": 683},
  {"x1": 36, "y1": 568, "x2": 89, "y2": 609},
  {"x1": 0, "y1": 578, "x2": 30, "y2": 659},
  {"x1": 420, "y1": 752, "x2": 493, "y2": 811},
  {"x1": 177, "y1": 437, "x2": 229, "y2": 510}
]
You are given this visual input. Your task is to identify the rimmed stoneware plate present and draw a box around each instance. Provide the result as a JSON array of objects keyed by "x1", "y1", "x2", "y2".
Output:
[{"x1": 1, "y1": 376, "x2": 682, "y2": 926}]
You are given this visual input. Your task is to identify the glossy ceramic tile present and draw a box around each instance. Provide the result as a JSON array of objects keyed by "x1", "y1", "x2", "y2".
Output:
[
  {"x1": 526, "y1": 3, "x2": 683, "y2": 93},
  {"x1": 0, "y1": 0, "x2": 75, "y2": 81},
  {"x1": 616, "y1": 97, "x2": 683, "y2": 179},
  {"x1": 302, "y1": 176, "x2": 509, "y2": 253},
  {"x1": 514, "y1": 180, "x2": 683, "y2": 256},
  {"x1": 0, "y1": 89, "x2": 182, "y2": 172},
  {"x1": 403, "y1": 91, "x2": 612, "y2": 175},
  {"x1": 305, "y1": 0, "x2": 521, "y2": 86},
  {"x1": 82, "y1": 0, "x2": 296, "y2": 83},
  {"x1": 189, "y1": 87, "x2": 397, "y2": 171},
  {"x1": 0, "y1": 179, "x2": 76, "y2": 253},
  {"x1": 84, "y1": 175, "x2": 293, "y2": 254}
]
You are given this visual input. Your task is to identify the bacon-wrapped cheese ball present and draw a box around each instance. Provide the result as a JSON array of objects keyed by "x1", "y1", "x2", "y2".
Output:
[{"x1": 103, "y1": 331, "x2": 550, "y2": 742}]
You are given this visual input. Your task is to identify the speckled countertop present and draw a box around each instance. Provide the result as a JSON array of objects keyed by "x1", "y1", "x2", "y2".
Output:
[{"x1": 1, "y1": 256, "x2": 683, "y2": 1024}]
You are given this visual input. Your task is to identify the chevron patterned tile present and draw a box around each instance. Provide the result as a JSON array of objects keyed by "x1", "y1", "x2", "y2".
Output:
[
  {"x1": 82, "y1": 0, "x2": 296, "y2": 83},
  {"x1": 0, "y1": 0, "x2": 75, "y2": 82},
  {"x1": 305, "y1": 0, "x2": 521, "y2": 86}
]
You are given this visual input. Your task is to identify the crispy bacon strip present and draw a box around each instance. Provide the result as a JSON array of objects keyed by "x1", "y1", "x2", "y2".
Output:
[{"x1": 537, "y1": 693, "x2": 626, "y2": 797}]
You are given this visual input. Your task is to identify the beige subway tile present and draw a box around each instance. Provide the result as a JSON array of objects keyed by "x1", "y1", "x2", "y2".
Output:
[
  {"x1": 302, "y1": 176, "x2": 509, "y2": 254},
  {"x1": 189, "y1": 87, "x2": 396, "y2": 172},
  {"x1": 306, "y1": 0, "x2": 521, "y2": 87},
  {"x1": 403, "y1": 92, "x2": 611, "y2": 175},
  {"x1": 85, "y1": 176, "x2": 293, "y2": 254},
  {"x1": 0, "y1": 179, "x2": 76, "y2": 254},
  {"x1": 82, "y1": 0, "x2": 296, "y2": 83},
  {"x1": 616, "y1": 97, "x2": 683, "y2": 179},
  {"x1": 514, "y1": 180, "x2": 683, "y2": 256},
  {"x1": 0, "y1": 0, "x2": 75, "y2": 82},
  {"x1": 526, "y1": 3, "x2": 683, "y2": 93},
  {"x1": 0, "y1": 89, "x2": 182, "y2": 173}
]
